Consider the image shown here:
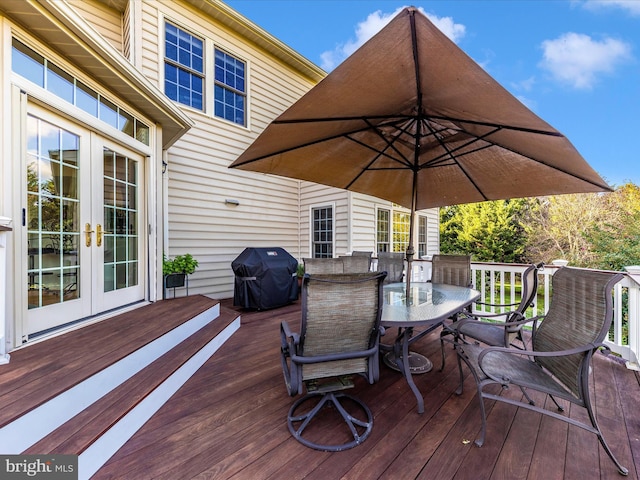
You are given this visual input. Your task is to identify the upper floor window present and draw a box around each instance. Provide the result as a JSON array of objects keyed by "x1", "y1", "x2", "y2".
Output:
[
  {"x1": 12, "y1": 39, "x2": 149, "y2": 145},
  {"x1": 164, "y1": 23, "x2": 204, "y2": 110},
  {"x1": 214, "y1": 49, "x2": 246, "y2": 126},
  {"x1": 312, "y1": 206, "x2": 333, "y2": 258}
]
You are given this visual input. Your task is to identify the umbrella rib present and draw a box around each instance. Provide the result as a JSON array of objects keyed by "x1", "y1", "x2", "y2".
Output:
[
  {"x1": 421, "y1": 118, "x2": 489, "y2": 201},
  {"x1": 422, "y1": 125, "x2": 610, "y2": 191},
  {"x1": 273, "y1": 114, "x2": 563, "y2": 138},
  {"x1": 344, "y1": 118, "x2": 418, "y2": 190},
  {"x1": 272, "y1": 114, "x2": 413, "y2": 124},
  {"x1": 420, "y1": 126, "x2": 501, "y2": 168},
  {"x1": 426, "y1": 114, "x2": 564, "y2": 137},
  {"x1": 231, "y1": 117, "x2": 412, "y2": 167}
]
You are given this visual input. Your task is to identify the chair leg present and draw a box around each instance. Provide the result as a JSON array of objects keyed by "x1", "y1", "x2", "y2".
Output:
[
  {"x1": 584, "y1": 397, "x2": 629, "y2": 476},
  {"x1": 439, "y1": 334, "x2": 448, "y2": 371},
  {"x1": 549, "y1": 394, "x2": 564, "y2": 412},
  {"x1": 519, "y1": 386, "x2": 535, "y2": 405},
  {"x1": 439, "y1": 325, "x2": 457, "y2": 372},
  {"x1": 455, "y1": 345, "x2": 465, "y2": 396},
  {"x1": 288, "y1": 392, "x2": 374, "y2": 452}
]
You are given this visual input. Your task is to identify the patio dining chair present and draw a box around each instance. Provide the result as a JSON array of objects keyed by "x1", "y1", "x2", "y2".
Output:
[
  {"x1": 430, "y1": 254, "x2": 472, "y2": 287},
  {"x1": 439, "y1": 262, "x2": 542, "y2": 371},
  {"x1": 376, "y1": 252, "x2": 405, "y2": 283},
  {"x1": 454, "y1": 267, "x2": 628, "y2": 475},
  {"x1": 280, "y1": 271, "x2": 387, "y2": 451},
  {"x1": 351, "y1": 251, "x2": 373, "y2": 271},
  {"x1": 303, "y1": 257, "x2": 343, "y2": 274},
  {"x1": 340, "y1": 255, "x2": 372, "y2": 273}
]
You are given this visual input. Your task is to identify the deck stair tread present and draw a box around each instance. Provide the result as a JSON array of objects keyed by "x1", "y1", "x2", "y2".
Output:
[
  {"x1": 24, "y1": 306, "x2": 239, "y2": 455},
  {"x1": 0, "y1": 295, "x2": 219, "y2": 428}
]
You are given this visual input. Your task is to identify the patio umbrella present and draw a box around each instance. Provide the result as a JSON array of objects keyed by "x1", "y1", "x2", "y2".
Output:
[{"x1": 229, "y1": 7, "x2": 610, "y2": 290}]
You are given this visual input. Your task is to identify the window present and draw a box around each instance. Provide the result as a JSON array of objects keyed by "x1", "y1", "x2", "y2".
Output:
[
  {"x1": 376, "y1": 209, "x2": 390, "y2": 252},
  {"x1": 312, "y1": 206, "x2": 333, "y2": 258},
  {"x1": 164, "y1": 23, "x2": 204, "y2": 110},
  {"x1": 418, "y1": 215, "x2": 428, "y2": 257},
  {"x1": 214, "y1": 49, "x2": 246, "y2": 125},
  {"x1": 12, "y1": 39, "x2": 150, "y2": 146},
  {"x1": 393, "y1": 210, "x2": 410, "y2": 253},
  {"x1": 377, "y1": 207, "x2": 426, "y2": 254}
]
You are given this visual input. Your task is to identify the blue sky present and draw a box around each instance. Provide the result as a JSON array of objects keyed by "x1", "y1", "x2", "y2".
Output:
[{"x1": 225, "y1": 0, "x2": 639, "y2": 188}]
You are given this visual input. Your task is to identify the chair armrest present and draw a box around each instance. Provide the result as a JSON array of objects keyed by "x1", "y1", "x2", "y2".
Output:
[
  {"x1": 476, "y1": 342, "x2": 604, "y2": 384},
  {"x1": 453, "y1": 312, "x2": 542, "y2": 331},
  {"x1": 474, "y1": 301, "x2": 519, "y2": 309},
  {"x1": 280, "y1": 321, "x2": 300, "y2": 345}
]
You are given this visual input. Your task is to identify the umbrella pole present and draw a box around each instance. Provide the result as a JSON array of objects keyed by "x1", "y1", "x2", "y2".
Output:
[{"x1": 406, "y1": 168, "x2": 418, "y2": 298}]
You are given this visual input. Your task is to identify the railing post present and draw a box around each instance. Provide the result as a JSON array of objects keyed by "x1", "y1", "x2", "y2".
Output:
[
  {"x1": 624, "y1": 266, "x2": 640, "y2": 371},
  {"x1": 0, "y1": 217, "x2": 13, "y2": 364}
]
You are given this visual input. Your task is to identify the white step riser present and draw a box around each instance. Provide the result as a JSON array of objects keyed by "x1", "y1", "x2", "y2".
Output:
[
  {"x1": 0, "y1": 303, "x2": 221, "y2": 453},
  {"x1": 79, "y1": 316, "x2": 240, "y2": 480}
]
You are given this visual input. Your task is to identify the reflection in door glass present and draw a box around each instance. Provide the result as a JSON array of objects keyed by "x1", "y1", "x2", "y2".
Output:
[
  {"x1": 103, "y1": 149, "x2": 138, "y2": 292},
  {"x1": 26, "y1": 115, "x2": 80, "y2": 309}
]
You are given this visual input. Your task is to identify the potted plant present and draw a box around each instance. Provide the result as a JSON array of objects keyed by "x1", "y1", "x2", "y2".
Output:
[
  {"x1": 163, "y1": 253, "x2": 199, "y2": 292},
  {"x1": 296, "y1": 263, "x2": 305, "y2": 297}
]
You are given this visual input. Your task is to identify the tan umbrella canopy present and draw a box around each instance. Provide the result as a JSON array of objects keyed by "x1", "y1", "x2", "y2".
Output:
[{"x1": 230, "y1": 7, "x2": 609, "y2": 275}]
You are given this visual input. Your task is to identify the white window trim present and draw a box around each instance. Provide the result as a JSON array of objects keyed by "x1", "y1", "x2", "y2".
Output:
[
  {"x1": 308, "y1": 202, "x2": 336, "y2": 258},
  {"x1": 376, "y1": 204, "x2": 422, "y2": 254},
  {"x1": 159, "y1": 14, "x2": 251, "y2": 130}
]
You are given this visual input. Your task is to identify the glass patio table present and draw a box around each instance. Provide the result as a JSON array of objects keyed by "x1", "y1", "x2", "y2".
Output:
[{"x1": 381, "y1": 282, "x2": 480, "y2": 414}]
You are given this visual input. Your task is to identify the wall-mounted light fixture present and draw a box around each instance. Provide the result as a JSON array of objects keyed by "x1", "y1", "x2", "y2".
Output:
[
  {"x1": 224, "y1": 199, "x2": 240, "y2": 206},
  {"x1": 162, "y1": 160, "x2": 168, "y2": 174}
]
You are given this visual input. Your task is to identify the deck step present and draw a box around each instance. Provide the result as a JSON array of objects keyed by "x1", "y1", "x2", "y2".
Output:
[{"x1": 0, "y1": 297, "x2": 241, "y2": 478}]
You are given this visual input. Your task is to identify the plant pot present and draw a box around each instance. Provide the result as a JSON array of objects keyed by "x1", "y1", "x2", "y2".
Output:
[{"x1": 164, "y1": 273, "x2": 186, "y2": 288}]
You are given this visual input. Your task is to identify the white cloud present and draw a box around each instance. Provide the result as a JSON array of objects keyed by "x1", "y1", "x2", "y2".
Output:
[
  {"x1": 579, "y1": 0, "x2": 640, "y2": 16},
  {"x1": 516, "y1": 95, "x2": 537, "y2": 111},
  {"x1": 538, "y1": 32, "x2": 632, "y2": 89},
  {"x1": 512, "y1": 76, "x2": 536, "y2": 92},
  {"x1": 320, "y1": 7, "x2": 466, "y2": 71}
]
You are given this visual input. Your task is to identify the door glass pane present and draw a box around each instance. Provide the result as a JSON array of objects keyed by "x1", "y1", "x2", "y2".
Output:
[
  {"x1": 27, "y1": 115, "x2": 80, "y2": 309},
  {"x1": 103, "y1": 148, "x2": 138, "y2": 292}
]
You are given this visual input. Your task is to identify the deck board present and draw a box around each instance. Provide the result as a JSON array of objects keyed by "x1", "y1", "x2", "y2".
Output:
[
  {"x1": 90, "y1": 298, "x2": 640, "y2": 479},
  {"x1": 0, "y1": 296, "x2": 218, "y2": 428},
  {"x1": 4, "y1": 297, "x2": 637, "y2": 479}
]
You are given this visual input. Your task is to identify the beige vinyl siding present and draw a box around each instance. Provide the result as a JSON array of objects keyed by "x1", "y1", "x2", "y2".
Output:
[
  {"x1": 139, "y1": 2, "x2": 161, "y2": 84},
  {"x1": 122, "y1": 1, "x2": 131, "y2": 60},
  {"x1": 424, "y1": 208, "x2": 440, "y2": 255},
  {"x1": 350, "y1": 193, "x2": 380, "y2": 253},
  {"x1": 299, "y1": 183, "x2": 349, "y2": 259},
  {"x1": 139, "y1": 1, "x2": 316, "y2": 298},
  {"x1": 67, "y1": 0, "x2": 123, "y2": 53}
]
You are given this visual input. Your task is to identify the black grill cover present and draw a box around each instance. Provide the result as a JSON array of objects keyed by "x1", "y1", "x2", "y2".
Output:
[{"x1": 232, "y1": 247, "x2": 299, "y2": 309}]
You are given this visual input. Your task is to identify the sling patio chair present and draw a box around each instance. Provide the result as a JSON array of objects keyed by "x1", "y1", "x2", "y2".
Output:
[
  {"x1": 454, "y1": 267, "x2": 628, "y2": 475},
  {"x1": 430, "y1": 254, "x2": 472, "y2": 287},
  {"x1": 439, "y1": 262, "x2": 543, "y2": 371},
  {"x1": 340, "y1": 255, "x2": 372, "y2": 273},
  {"x1": 351, "y1": 251, "x2": 373, "y2": 271},
  {"x1": 280, "y1": 271, "x2": 387, "y2": 451},
  {"x1": 376, "y1": 251, "x2": 405, "y2": 283},
  {"x1": 303, "y1": 257, "x2": 344, "y2": 274}
]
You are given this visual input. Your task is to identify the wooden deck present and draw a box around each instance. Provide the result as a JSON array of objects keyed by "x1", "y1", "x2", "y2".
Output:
[{"x1": 90, "y1": 298, "x2": 640, "y2": 480}]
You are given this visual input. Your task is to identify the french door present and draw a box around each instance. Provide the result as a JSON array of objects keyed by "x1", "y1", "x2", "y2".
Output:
[{"x1": 25, "y1": 106, "x2": 145, "y2": 337}]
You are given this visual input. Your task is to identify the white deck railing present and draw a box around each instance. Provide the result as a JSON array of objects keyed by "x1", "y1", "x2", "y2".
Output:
[{"x1": 371, "y1": 257, "x2": 640, "y2": 371}]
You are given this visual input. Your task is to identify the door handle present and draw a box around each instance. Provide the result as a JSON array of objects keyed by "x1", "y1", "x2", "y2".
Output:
[
  {"x1": 85, "y1": 223, "x2": 94, "y2": 247},
  {"x1": 96, "y1": 224, "x2": 112, "y2": 247}
]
